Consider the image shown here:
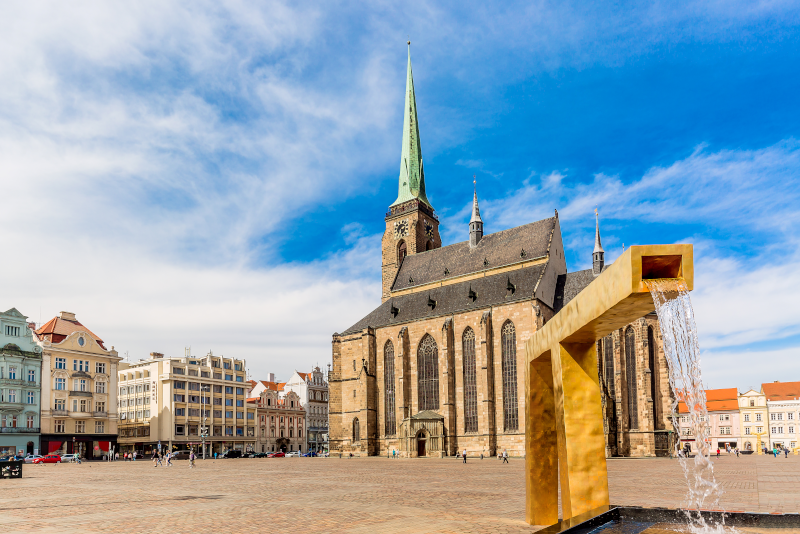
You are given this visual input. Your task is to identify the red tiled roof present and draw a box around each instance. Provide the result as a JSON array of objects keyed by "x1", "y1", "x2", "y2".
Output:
[
  {"x1": 762, "y1": 381, "x2": 800, "y2": 401},
  {"x1": 34, "y1": 315, "x2": 106, "y2": 350},
  {"x1": 297, "y1": 372, "x2": 309, "y2": 380},
  {"x1": 246, "y1": 397, "x2": 260, "y2": 403},
  {"x1": 678, "y1": 388, "x2": 739, "y2": 413},
  {"x1": 259, "y1": 380, "x2": 285, "y2": 392}
]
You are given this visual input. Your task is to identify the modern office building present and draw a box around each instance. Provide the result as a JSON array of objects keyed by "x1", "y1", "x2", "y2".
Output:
[
  {"x1": 117, "y1": 351, "x2": 256, "y2": 456},
  {"x1": 0, "y1": 308, "x2": 42, "y2": 456},
  {"x1": 35, "y1": 312, "x2": 121, "y2": 459}
]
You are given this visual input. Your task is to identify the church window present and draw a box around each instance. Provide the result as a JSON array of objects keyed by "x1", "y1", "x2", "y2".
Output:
[
  {"x1": 398, "y1": 241, "x2": 407, "y2": 263},
  {"x1": 648, "y1": 326, "x2": 658, "y2": 423},
  {"x1": 463, "y1": 328, "x2": 478, "y2": 433},
  {"x1": 352, "y1": 418, "x2": 360, "y2": 443},
  {"x1": 604, "y1": 335, "x2": 615, "y2": 400},
  {"x1": 625, "y1": 327, "x2": 638, "y2": 429},
  {"x1": 384, "y1": 341, "x2": 396, "y2": 436},
  {"x1": 501, "y1": 321, "x2": 518, "y2": 432},
  {"x1": 417, "y1": 334, "x2": 439, "y2": 411}
]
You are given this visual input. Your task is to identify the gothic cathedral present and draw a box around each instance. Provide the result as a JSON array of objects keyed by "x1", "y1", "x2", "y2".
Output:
[{"x1": 329, "y1": 48, "x2": 674, "y2": 458}]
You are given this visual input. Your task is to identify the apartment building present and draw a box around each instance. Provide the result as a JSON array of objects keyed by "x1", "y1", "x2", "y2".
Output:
[
  {"x1": 763, "y1": 381, "x2": 800, "y2": 451},
  {"x1": 35, "y1": 312, "x2": 121, "y2": 459},
  {"x1": 739, "y1": 389, "x2": 769, "y2": 452},
  {"x1": 0, "y1": 308, "x2": 42, "y2": 457},
  {"x1": 247, "y1": 387, "x2": 306, "y2": 453},
  {"x1": 117, "y1": 351, "x2": 256, "y2": 456},
  {"x1": 677, "y1": 388, "x2": 741, "y2": 452},
  {"x1": 283, "y1": 367, "x2": 329, "y2": 454}
]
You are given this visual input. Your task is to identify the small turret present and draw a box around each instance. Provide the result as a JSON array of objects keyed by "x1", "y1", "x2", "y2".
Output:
[
  {"x1": 469, "y1": 189, "x2": 483, "y2": 248},
  {"x1": 592, "y1": 209, "x2": 604, "y2": 277}
]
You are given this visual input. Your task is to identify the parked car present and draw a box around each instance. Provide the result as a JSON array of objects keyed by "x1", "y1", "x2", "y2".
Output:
[
  {"x1": 221, "y1": 449, "x2": 242, "y2": 459},
  {"x1": 23, "y1": 455, "x2": 43, "y2": 464},
  {"x1": 60, "y1": 454, "x2": 80, "y2": 463},
  {"x1": 301, "y1": 451, "x2": 318, "y2": 457},
  {"x1": 253, "y1": 452, "x2": 268, "y2": 458},
  {"x1": 285, "y1": 451, "x2": 300, "y2": 457},
  {"x1": 33, "y1": 455, "x2": 62, "y2": 464},
  {"x1": 267, "y1": 452, "x2": 285, "y2": 458}
]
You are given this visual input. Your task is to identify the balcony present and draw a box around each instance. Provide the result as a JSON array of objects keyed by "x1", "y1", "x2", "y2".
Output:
[
  {"x1": 69, "y1": 410, "x2": 92, "y2": 419},
  {"x1": 69, "y1": 390, "x2": 93, "y2": 397},
  {"x1": 93, "y1": 411, "x2": 108, "y2": 418},
  {"x1": 0, "y1": 427, "x2": 40, "y2": 434},
  {"x1": 0, "y1": 378, "x2": 25, "y2": 387},
  {"x1": 51, "y1": 409, "x2": 68, "y2": 416}
]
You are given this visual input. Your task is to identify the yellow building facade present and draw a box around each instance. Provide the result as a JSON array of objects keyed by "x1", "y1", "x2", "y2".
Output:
[
  {"x1": 738, "y1": 389, "x2": 768, "y2": 452},
  {"x1": 35, "y1": 312, "x2": 122, "y2": 459}
]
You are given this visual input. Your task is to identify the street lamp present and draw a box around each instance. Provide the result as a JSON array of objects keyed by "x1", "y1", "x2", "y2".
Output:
[{"x1": 201, "y1": 385, "x2": 209, "y2": 460}]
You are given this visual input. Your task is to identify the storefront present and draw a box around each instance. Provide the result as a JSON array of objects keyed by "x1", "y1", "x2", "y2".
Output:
[{"x1": 40, "y1": 434, "x2": 117, "y2": 460}]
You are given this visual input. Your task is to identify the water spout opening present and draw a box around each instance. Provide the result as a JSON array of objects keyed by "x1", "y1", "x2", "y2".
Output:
[{"x1": 642, "y1": 255, "x2": 683, "y2": 280}]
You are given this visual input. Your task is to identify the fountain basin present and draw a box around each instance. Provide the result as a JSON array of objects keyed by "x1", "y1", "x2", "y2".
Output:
[{"x1": 538, "y1": 506, "x2": 800, "y2": 533}]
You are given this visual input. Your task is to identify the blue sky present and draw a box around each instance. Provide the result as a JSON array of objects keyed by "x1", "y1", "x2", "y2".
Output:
[{"x1": 1, "y1": 1, "x2": 799, "y2": 390}]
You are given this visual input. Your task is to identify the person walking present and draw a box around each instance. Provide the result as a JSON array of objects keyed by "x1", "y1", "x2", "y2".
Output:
[
  {"x1": 716, "y1": 448, "x2": 720, "y2": 458},
  {"x1": 785, "y1": 447, "x2": 789, "y2": 458},
  {"x1": 189, "y1": 450, "x2": 196, "y2": 469},
  {"x1": 152, "y1": 449, "x2": 159, "y2": 467},
  {"x1": 167, "y1": 451, "x2": 173, "y2": 467},
  {"x1": 115, "y1": 452, "x2": 119, "y2": 461},
  {"x1": 214, "y1": 451, "x2": 218, "y2": 460},
  {"x1": 773, "y1": 447, "x2": 777, "y2": 458},
  {"x1": 502, "y1": 449, "x2": 509, "y2": 463},
  {"x1": 462, "y1": 449, "x2": 467, "y2": 464},
  {"x1": 735, "y1": 448, "x2": 740, "y2": 458}
]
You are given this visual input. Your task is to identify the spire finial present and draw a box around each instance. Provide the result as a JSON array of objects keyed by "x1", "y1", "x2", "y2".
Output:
[{"x1": 592, "y1": 207, "x2": 605, "y2": 277}]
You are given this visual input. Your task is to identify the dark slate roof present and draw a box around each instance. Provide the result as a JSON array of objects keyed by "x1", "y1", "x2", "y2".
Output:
[
  {"x1": 391, "y1": 217, "x2": 556, "y2": 291},
  {"x1": 341, "y1": 264, "x2": 547, "y2": 335},
  {"x1": 553, "y1": 267, "x2": 609, "y2": 312}
]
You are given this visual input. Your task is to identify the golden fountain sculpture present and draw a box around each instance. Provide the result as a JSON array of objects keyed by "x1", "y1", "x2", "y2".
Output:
[{"x1": 524, "y1": 244, "x2": 694, "y2": 526}]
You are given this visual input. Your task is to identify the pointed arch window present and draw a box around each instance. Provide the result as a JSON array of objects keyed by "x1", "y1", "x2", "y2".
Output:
[
  {"x1": 384, "y1": 340, "x2": 396, "y2": 436},
  {"x1": 501, "y1": 321, "x2": 519, "y2": 431},
  {"x1": 604, "y1": 335, "x2": 615, "y2": 400},
  {"x1": 398, "y1": 241, "x2": 407, "y2": 263},
  {"x1": 625, "y1": 327, "x2": 638, "y2": 429},
  {"x1": 352, "y1": 418, "x2": 360, "y2": 443},
  {"x1": 463, "y1": 328, "x2": 478, "y2": 433},
  {"x1": 417, "y1": 334, "x2": 439, "y2": 411},
  {"x1": 648, "y1": 326, "x2": 658, "y2": 424}
]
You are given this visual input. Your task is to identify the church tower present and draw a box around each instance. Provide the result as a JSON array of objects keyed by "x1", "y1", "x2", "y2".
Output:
[
  {"x1": 592, "y1": 210, "x2": 605, "y2": 277},
  {"x1": 381, "y1": 44, "x2": 442, "y2": 301}
]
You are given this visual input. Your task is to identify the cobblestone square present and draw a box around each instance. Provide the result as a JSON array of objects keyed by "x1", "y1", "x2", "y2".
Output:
[{"x1": 2, "y1": 454, "x2": 798, "y2": 533}]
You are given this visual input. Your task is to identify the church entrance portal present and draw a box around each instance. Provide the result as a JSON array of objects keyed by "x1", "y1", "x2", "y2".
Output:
[{"x1": 417, "y1": 437, "x2": 426, "y2": 457}]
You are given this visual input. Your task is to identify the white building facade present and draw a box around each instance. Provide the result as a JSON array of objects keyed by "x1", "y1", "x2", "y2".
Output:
[{"x1": 283, "y1": 367, "x2": 329, "y2": 454}]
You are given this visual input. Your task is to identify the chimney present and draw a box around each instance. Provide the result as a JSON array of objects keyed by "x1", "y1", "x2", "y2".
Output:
[
  {"x1": 59, "y1": 311, "x2": 77, "y2": 321},
  {"x1": 267, "y1": 372, "x2": 275, "y2": 383}
]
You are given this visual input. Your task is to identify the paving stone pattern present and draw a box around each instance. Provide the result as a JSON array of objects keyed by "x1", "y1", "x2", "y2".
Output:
[{"x1": 1, "y1": 454, "x2": 798, "y2": 533}]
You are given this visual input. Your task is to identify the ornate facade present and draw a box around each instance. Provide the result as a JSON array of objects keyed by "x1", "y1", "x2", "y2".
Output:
[
  {"x1": 248, "y1": 388, "x2": 305, "y2": 453},
  {"x1": 329, "y1": 47, "x2": 673, "y2": 458}
]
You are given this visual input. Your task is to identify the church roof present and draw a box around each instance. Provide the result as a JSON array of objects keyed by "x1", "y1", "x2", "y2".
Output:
[
  {"x1": 392, "y1": 217, "x2": 557, "y2": 292},
  {"x1": 341, "y1": 263, "x2": 547, "y2": 335},
  {"x1": 411, "y1": 410, "x2": 444, "y2": 420},
  {"x1": 35, "y1": 313, "x2": 106, "y2": 349}
]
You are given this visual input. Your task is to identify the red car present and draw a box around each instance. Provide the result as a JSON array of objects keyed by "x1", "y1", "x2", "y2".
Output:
[
  {"x1": 267, "y1": 452, "x2": 285, "y2": 458},
  {"x1": 33, "y1": 455, "x2": 61, "y2": 464}
]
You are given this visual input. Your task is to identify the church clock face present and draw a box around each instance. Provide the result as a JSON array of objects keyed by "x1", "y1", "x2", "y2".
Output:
[
  {"x1": 394, "y1": 219, "x2": 409, "y2": 239},
  {"x1": 424, "y1": 220, "x2": 434, "y2": 239}
]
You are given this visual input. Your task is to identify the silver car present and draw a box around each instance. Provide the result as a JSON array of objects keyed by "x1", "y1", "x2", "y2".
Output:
[{"x1": 23, "y1": 455, "x2": 42, "y2": 464}]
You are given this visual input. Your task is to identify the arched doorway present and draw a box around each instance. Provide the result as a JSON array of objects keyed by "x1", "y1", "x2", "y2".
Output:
[
  {"x1": 276, "y1": 438, "x2": 289, "y2": 452},
  {"x1": 26, "y1": 441, "x2": 34, "y2": 455},
  {"x1": 416, "y1": 430, "x2": 428, "y2": 457}
]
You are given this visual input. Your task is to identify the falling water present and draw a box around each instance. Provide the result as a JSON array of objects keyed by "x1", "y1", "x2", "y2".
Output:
[{"x1": 645, "y1": 278, "x2": 731, "y2": 534}]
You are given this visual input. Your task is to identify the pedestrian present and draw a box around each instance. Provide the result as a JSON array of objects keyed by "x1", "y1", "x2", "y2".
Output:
[
  {"x1": 214, "y1": 451, "x2": 218, "y2": 460},
  {"x1": 167, "y1": 451, "x2": 173, "y2": 467},
  {"x1": 189, "y1": 450, "x2": 196, "y2": 469},
  {"x1": 115, "y1": 452, "x2": 119, "y2": 461},
  {"x1": 133, "y1": 451, "x2": 137, "y2": 461},
  {"x1": 462, "y1": 449, "x2": 467, "y2": 464},
  {"x1": 785, "y1": 448, "x2": 789, "y2": 458},
  {"x1": 502, "y1": 449, "x2": 509, "y2": 463},
  {"x1": 773, "y1": 447, "x2": 777, "y2": 458},
  {"x1": 152, "y1": 449, "x2": 159, "y2": 467},
  {"x1": 392, "y1": 449, "x2": 396, "y2": 459},
  {"x1": 735, "y1": 448, "x2": 740, "y2": 458},
  {"x1": 716, "y1": 448, "x2": 720, "y2": 458}
]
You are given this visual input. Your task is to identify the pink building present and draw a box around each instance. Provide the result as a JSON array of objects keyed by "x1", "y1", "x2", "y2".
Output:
[{"x1": 678, "y1": 388, "x2": 741, "y2": 452}]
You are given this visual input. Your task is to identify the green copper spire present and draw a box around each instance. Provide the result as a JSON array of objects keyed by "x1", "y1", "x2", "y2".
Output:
[{"x1": 391, "y1": 43, "x2": 433, "y2": 209}]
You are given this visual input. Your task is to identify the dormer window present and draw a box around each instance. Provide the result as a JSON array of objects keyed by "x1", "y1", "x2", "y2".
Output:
[
  {"x1": 506, "y1": 277, "x2": 516, "y2": 296},
  {"x1": 427, "y1": 296, "x2": 436, "y2": 310},
  {"x1": 468, "y1": 287, "x2": 477, "y2": 302},
  {"x1": 390, "y1": 302, "x2": 399, "y2": 318}
]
